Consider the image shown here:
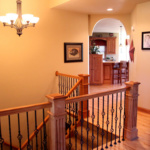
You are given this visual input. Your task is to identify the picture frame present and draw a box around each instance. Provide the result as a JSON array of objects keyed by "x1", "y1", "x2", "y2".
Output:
[
  {"x1": 64, "y1": 43, "x2": 83, "y2": 63},
  {"x1": 142, "y1": 31, "x2": 150, "y2": 50}
]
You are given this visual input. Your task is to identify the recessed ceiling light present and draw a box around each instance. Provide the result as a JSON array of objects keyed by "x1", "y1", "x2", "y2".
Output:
[{"x1": 107, "y1": 8, "x2": 113, "y2": 11}]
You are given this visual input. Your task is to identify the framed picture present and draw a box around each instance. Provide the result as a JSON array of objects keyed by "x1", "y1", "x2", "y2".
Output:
[
  {"x1": 142, "y1": 32, "x2": 150, "y2": 50},
  {"x1": 64, "y1": 43, "x2": 83, "y2": 63}
]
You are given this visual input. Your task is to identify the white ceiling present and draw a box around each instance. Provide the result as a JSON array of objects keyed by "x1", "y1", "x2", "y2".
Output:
[
  {"x1": 53, "y1": 0, "x2": 150, "y2": 14},
  {"x1": 93, "y1": 18, "x2": 125, "y2": 33}
]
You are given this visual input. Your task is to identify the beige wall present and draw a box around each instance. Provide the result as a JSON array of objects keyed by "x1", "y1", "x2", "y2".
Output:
[
  {"x1": 130, "y1": 1, "x2": 150, "y2": 110},
  {"x1": 0, "y1": 0, "x2": 89, "y2": 109},
  {"x1": 88, "y1": 14, "x2": 131, "y2": 35}
]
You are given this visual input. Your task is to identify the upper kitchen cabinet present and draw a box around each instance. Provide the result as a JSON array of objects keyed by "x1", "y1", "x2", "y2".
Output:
[{"x1": 106, "y1": 37, "x2": 116, "y2": 54}]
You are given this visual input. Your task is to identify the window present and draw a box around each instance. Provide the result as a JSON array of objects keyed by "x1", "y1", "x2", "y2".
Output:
[{"x1": 97, "y1": 46, "x2": 105, "y2": 59}]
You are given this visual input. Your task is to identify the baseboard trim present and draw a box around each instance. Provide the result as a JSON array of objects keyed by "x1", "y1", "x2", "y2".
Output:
[{"x1": 138, "y1": 107, "x2": 150, "y2": 114}]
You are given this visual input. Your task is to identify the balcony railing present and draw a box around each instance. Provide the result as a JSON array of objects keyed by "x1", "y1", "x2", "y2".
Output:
[{"x1": 0, "y1": 71, "x2": 140, "y2": 150}]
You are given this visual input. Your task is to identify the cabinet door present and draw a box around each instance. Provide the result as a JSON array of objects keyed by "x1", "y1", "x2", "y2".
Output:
[
  {"x1": 106, "y1": 37, "x2": 116, "y2": 54},
  {"x1": 103, "y1": 64, "x2": 112, "y2": 84},
  {"x1": 90, "y1": 54, "x2": 103, "y2": 84}
]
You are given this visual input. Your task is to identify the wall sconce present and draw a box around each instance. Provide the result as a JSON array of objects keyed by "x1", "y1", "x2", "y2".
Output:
[{"x1": 0, "y1": 0, "x2": 39, "y2": 36}]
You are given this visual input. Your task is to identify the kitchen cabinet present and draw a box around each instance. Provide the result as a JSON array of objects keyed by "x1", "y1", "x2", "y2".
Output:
[
  {"x1": 106, "y1": 37, "x2": 116, "y2": 54},
  {"x1": 89, "y1": 54, "x2": 103, "y2": 84}
]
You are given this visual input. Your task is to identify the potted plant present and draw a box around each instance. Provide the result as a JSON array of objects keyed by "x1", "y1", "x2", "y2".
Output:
[{"x1": 90, "y1": 42, "x2": 100, "y2": 54}]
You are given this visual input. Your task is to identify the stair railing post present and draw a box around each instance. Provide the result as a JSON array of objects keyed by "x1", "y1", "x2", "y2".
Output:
[
  {"x1": 46, "y1": 93, "x2": 67, "y2": 150},
  {"x1": 124, "y1": 81, "x2": 140, "y2": 140},
  {"x1": 78, "y1": 74, "x2": 90, "y2": 118}
]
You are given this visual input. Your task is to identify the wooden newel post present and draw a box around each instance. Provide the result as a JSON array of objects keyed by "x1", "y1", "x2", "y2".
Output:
[
  {"x1": 78, "y1": 74, "x2": 90, "y2": 118},
  {"x1": 46, "y1": 93, "x2": 67, "y2": 150},
  {"x1": 124, "y1": 81, "x2": 140, "y2": 140}
]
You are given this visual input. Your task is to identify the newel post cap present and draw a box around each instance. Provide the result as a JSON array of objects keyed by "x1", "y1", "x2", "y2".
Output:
[
  {"x1": 78, "y1": 74, "x2": 90, "y2": 77},
  {"x1": 46, "y1": 93, "x2": 67, "y2": 102},
  {"x1": 125, "y1": 81, "x2": 141, "y2": 86}
]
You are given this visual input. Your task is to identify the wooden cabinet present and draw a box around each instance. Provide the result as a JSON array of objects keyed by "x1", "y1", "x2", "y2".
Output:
[
  {"x1": 103, "y1": 63, "x2": 113, "y2": 84},
  {"x1": 89, "y1": 54, "x2": 103, "y2": 84},
  {"x1": 106, "y1": 37, "x2": 116, "y2": 54},
  {"x1": 89, "y1": 36, "x2": 116, "y2": 55}
]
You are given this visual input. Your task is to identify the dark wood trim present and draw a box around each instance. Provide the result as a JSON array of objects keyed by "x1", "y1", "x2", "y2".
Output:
[{"x1": 138, "y1": 107, "x2": 150, "y2": 114}]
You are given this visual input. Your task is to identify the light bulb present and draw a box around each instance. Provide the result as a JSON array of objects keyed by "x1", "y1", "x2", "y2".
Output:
[
  {"x1": 22, "y1": 14, "x2": 34, "y2": 23},
  {"x1": 6, "y1": 13, "x2": 18, "y2": 22},
  {"x1": 0, "y1": 16, "x2": 10, "y2": 24},
  {"x1": 30, "y1": 17, "x2": 39, "y2": 23}
]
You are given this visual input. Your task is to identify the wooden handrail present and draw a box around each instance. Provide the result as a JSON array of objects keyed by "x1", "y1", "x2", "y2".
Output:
[
  {"x1": 0, "y1": 102, "x2": 52, "y2": 117},
  {"x1": 65, "y1": 85, "x2": 131, "y2": 104},
  {"x1": 56, "y1": 71, "x2": 80, "y2": 79},
  {"x1": 66, "y1": 78, "x2": 82, "y2": 97},
  {"x1": 20, "y1": 115, "x2": 50, "y2": 150}
]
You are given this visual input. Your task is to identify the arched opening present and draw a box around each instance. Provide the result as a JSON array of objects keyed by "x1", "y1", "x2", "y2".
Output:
[
  {"x1": 89, "y1": 18, "x2": 130, "y2": 85},
  {"x1": 90, "y1": 18, "x2": 130, "y2": 61}
]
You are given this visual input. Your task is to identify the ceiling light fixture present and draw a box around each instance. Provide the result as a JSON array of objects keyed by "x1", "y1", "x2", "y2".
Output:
[
  {"x1": 107, "y1": 8, "x2": 113, "y2": 11},
  {"x1": 0, "y1": 0, "x2": 39, "y2": 36}
]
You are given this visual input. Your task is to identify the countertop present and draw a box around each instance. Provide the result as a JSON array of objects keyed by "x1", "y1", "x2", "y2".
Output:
[{"x1": 103, "y1": 60, "x2": 120, "y2": 63}]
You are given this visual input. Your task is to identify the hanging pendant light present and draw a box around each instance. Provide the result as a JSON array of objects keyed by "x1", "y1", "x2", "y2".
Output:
[
  {"x1": 119, "y1": 26, "x2": 122, "y2": 47},
  {"x1": 0, "y1": 0, "x2": 39, "y2": 36}
]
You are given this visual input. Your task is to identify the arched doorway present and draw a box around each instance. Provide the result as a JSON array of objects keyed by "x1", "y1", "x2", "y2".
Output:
[{"x1": 90, "y1": 18, "x2": 129, "y2": 61}]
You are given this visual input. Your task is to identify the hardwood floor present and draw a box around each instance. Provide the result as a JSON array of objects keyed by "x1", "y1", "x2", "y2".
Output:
[{"x1": 89, "y1": 84, "x2": 150, "y2": 150}]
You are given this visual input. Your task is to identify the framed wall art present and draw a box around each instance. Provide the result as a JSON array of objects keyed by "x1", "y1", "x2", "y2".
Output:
[
  {"x1": 64, "y1": 43, "x2": 83, "y2": 63},
  {"x1": 142, "y1": 31, "x2": 150, "y2": 50}
]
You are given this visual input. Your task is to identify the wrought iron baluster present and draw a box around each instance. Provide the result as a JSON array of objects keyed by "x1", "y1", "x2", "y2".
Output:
[
  {"x1": 63, "y1": 76, "x2": 65, "y2": 95},
  {"x1": 110, "y1": 94, "x2": 114, "y2": 147},
  {"x1": 71, "y1": 78, "x2": 73, "y2": 97},
  {"x1": 17, "y1": 114, "x2": 22, "y2": 150},
  {"x1": 86, "y1": 99, "x2": 89, "y2": 150},
  {"x1": 114, "y1": 93, "x2": 118, "y2": 145},
  {"x1": 0, "y1": 118, "x2": 4, "y2": 150},
  {"x1": 68, "y1": 103, "x2": 72, "y2": 150},
  {"x1": 43, "y1": 109, "x2": 47, "y2": 150},
  {"x1": 69, "y1": 77, "x2": 71, "y2": 97},
  {"x1": 81, "y1": 101, "x2": 84, "y2": 150},
  {"x1": 73, "y1": 79, "x2": 75, "y2": 125},
  {"x1": 58, "y1": 75, "x2": 60, "y2": 94},
  {"x1": 122, "y1": 91, "x2": 126, "y2": 141},
  {"x1": 67, "y1": 76, "x2": 69, "y2": 94},
  {"x1": 118, "y1": 92, "x2": 123, "y2": 143},
  {"x1": 91, "y1": 98, "x2": 95, "y2": 149},
  {"x1": 62, "y1": 76, "x2": 64, "y2": 95},
  {"x1": 35, "y1": 110, "x2": 38, "y2": 150},
  {"x1": 105, "y1": 95, "x2": 109, "y2": 149},
  {"x1": 101, "y1": 96, "x2": 105, "y2": 150},
  {"x1": 60, "y1": 76, "x2": 62, "y2": 94},
  {"x1": 97, "y1": 97, "x2": 100, "y2": 150},
  {"x1": 64, "y1": 76, "x2": 66, "y2": 95},
  {"x1": 26, "y1": 112, "x2": 32, "y2": 150},
  {"x1": 40, "y1": 130, "x2": 43, "y2": 150},
  {"x1": 8, "y1": 115, "x2": 12, "y2": 150},
  {"x1": 75, "y1": 102, "x2": 78, "y2": 150}
]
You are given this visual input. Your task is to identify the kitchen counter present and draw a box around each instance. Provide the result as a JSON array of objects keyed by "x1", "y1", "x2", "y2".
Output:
[{"x1": 103, "y1": 60, "x2": 120, "y2": 63}]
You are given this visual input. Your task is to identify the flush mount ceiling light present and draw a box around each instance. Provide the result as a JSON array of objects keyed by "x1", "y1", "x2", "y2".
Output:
[
  {"x1": 0, "y1": 0, "x2": 39, "y2": 36},
  {"x1": 107, "y1": 8, "x2": 113, "y2": 11}
]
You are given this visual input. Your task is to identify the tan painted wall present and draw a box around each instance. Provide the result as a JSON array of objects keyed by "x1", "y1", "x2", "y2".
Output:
[
  {"x1": 130, "y1": 1, "x2": 150, "y2": 110},
  {"x1": 0, "y1": 0, "x2": 88, "y2": 109},
  {"x1": 89, "y1": 14, "x2": 131, "y2": 36}
]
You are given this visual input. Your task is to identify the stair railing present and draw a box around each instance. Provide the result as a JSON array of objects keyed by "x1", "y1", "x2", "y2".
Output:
[
  {"x1": 47, "y1": 81, "x2": 140, "y2": 150},
  {"x1": 0, "y1": 102, "x2": 51, "y2": 150},
  {"x1": 56, "y1": 71, "x2": 90, "y2": 139}
]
